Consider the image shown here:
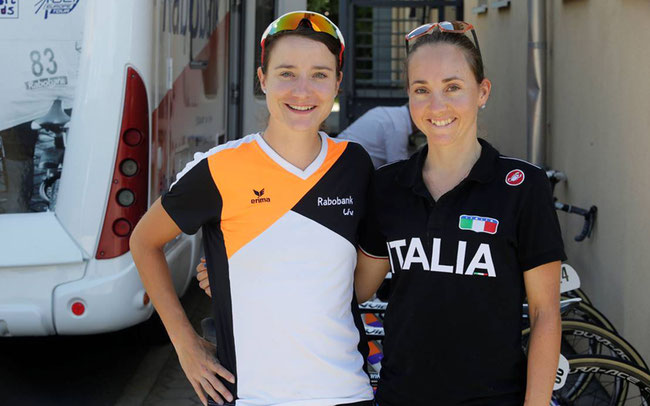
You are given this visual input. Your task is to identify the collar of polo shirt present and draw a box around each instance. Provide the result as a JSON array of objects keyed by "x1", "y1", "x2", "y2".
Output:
[{"x1": 397, "y1": 138, "x2": 499, "y2": 195}]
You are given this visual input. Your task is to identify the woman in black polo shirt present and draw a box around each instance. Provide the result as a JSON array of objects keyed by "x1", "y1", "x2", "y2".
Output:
[{"x1": 355, "y1": 23, "x2": 565, "y2": 406}]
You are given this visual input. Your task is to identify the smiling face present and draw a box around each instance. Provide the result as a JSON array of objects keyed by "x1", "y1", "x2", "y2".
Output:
[
  {"x1": 257, "y1": 35, "x2": 341, "y2": 136},
  {"x1": 407, "y1": 43, "x2": 491, "y2": 147}
]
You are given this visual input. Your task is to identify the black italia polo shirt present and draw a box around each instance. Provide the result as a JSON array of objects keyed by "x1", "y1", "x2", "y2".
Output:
[{"x1": 360, "y1": 138, "x2": 566, "y2": 406}]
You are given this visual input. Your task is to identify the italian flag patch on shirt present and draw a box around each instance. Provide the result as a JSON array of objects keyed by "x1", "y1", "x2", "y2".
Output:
[{"x1": 459, "y1": 215, "x2": 499, "y2": 234}]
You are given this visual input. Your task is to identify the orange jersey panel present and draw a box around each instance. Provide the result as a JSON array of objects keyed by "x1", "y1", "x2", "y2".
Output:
[{"x1": 207, "y1": 138, "x2": 348, "y2": 258}]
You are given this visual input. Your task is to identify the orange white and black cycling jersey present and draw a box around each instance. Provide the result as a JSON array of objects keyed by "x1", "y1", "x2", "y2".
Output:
[{"x1": 162, "y1": 132, "x2": 375, "y2": 406}]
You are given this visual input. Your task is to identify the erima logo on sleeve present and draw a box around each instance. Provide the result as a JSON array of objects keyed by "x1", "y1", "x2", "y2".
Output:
[
  {"x1": 386, "y1": 237, "x2": 496, "y2": 277},
  {"x1": 251, "y1": 188, "x2": 271, "y2": 204}
]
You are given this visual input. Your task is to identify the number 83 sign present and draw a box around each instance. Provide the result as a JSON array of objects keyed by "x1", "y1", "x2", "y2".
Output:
[{"x1": 0, "y1": 1, "x2": 85, "y2": 130}]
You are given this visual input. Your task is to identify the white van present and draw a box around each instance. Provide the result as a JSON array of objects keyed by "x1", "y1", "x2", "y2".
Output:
[{"x1": 0, "y1": 0, "x2": 258, "y2": 337}]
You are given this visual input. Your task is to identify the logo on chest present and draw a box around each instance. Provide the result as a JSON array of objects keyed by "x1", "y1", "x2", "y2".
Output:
[
  {"x1": 459, "y1": 215, "x2": 499, "y2": 234},
  {"x1": 506, "y1": 169, "x2": 525, "y2": 186},
  {"x1": 317, "y1": 195, "x2": 354, "y2": 216},
  {"x1": 387, "y1": 237, "x2": 496, "y2": 277},
  {"x1": 251, "y1": 188, "x2": 271, "y2": 204}
]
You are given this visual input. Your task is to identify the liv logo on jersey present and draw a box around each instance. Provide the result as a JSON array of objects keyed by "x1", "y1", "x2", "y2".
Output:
[
  {"x1": 34, "y1": 0, "x2": 79, "y2": 19},
  {"x1": 0, "y1": 0, "x2": 18, "y2": 19},
  {"x1": 506, "y1": 169, "x2": 525, "y2": 186},
  {"x1": 459, "y1": 215, "x2": 499, "y2": 234}
]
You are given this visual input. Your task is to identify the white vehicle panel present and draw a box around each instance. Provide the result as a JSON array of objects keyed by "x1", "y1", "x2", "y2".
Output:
[
  {"x1": 0, "y1": 0, "x2": 86, "y2": 131},
  {"x1": 0, "y1": 212, "x2": 84, "y2": 267},
  {"x1": 56, "y1": 0, "x2": 154, "y2": 257},
  {"x1": 0, "y1": 261, "x2": 85, "y2": 336},
  {"x1": 53, "y1": 231, "x2": 196, "y2": 334}
]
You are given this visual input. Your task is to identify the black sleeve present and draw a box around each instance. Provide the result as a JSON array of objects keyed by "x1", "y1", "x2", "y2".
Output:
[
  {"x1": 161, "y1": 158, "x2": 222, "y2": 235},
  {"x1": 517, "y1": 169, "x2": 567, "y2": 271},
  {"x1": 358, "y1": 168, "x2": 389, "y2": 258}
]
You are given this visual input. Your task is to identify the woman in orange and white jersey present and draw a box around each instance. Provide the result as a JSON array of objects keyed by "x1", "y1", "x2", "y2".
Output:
[{"x1": 131, "y1": 12, "x2": 375, "y2": 406}]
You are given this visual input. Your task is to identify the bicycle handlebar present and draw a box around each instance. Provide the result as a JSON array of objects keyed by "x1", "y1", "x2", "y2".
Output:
[
  {"x1": 546, "y1": 170, "x2": 567, "y2": 193},
  {"x1": 545, "y1": 169, "x2": 597, "y2": 242},
  {"x1": 554, "y1": 201, "x2": 597, "y2": 242}
]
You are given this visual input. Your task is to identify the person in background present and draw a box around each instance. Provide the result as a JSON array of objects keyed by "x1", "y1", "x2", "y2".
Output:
[{"x1": 337, "y1": 104, "x2": 413, "y2": 168}]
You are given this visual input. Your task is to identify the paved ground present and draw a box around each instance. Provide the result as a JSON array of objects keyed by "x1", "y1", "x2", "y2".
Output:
[
  {"x1": 116, "y1": 283, "x2": 212, "y2": 406},
  {"x1": 0, "y1": 282, "x2": 212, "y2": 406}
]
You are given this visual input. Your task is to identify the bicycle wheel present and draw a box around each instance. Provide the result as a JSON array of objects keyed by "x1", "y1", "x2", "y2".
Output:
[
  {"x1": 522, "y1": 320, "x2": 647, "y2": 371},
  {"x1": 562, "y1": 320, "x2": 647, "y2": 371},
  {"x1": 560, "y1": 297, "x2": 617, "y2": 334},
  {"x1": 553, "y1": 355, "x2": 650, "y2": 406}
]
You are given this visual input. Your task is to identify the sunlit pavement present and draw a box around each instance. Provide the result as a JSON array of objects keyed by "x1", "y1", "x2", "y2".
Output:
[
  {"x1": 116, "y1": 283, "x2": 211, "y2": 406},
  {"x1": 0, "y1": 282, "x2": 213, "y2": 406}
]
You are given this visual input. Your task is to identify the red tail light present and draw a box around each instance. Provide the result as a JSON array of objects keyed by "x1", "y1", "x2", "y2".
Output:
[
  {"x1": 71, "y1": 301, "x2": 86, "y2": 316},
  {"x1": 96, "y1": 67, "x2": 149, "y2": 259}
]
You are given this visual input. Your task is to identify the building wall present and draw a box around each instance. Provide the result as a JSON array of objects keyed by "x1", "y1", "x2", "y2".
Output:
[{"x1": 467, "y1": 0, "x2": 650, "y2": 361}]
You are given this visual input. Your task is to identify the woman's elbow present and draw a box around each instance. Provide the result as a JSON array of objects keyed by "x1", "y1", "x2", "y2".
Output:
[
  {"x1": 356, "y1": 290, "x2": 372, "y2": 304},
  {"x1": 129, "y1": 223, "x2": 144, "y2": 253},
  {"x1": 129, "y1": 221, "x2": 157, "y2": 258}
]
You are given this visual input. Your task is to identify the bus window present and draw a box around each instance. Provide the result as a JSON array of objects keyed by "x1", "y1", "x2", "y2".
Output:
[
  {"x1": 253, "y1": 0, "x2": 276, "y2": 97},
  {"x1": 0, "y1": 1, "x2": 86, "y2": 213}
]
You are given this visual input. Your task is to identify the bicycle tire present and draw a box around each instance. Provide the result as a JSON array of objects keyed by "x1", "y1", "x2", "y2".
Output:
[
  {"x1": 554, "y1": 355, "x2": 650, "y2": 406},
  {"x1": 522, "y1": 320, "x2": 648, "y2": 371},
  {"x1": 560, "y1": 296, "x2": 617, "y2": 334}
]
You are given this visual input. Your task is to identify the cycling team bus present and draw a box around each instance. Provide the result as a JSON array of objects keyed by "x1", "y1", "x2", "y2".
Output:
[{"x1": 0, "y1": 0, "x2": 297, "y2": 338}]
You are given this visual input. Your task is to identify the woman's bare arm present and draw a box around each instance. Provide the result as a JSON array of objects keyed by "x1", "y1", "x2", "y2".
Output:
[
  {"x1": 130, "y1": 198, "x2": 234, "y2": 406},
  {"x1": 354, "y1": 249, "x2": 391, "y2": 303},
  {"x1": 523, "y1": 260, "x2": 562, "y2": 406}
]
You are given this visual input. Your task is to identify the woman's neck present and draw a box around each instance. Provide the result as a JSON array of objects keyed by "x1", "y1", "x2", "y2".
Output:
[
  {"x1": 422, "y1": 136, "x2": 482, "y2": 201},
  {"x1": 262, "y1": 121, "x2": 323, "y2": 171}
]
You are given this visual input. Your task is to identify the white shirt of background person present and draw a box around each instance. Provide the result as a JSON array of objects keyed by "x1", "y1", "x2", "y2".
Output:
[{"x1": 337, "y1": 104, "x2": 412, "y2": 168}]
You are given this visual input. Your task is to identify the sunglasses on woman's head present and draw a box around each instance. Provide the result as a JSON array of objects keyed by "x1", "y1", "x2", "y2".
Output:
[
  {"x1": 405, "y1": 20, "x2": 482, "y2": 60},
  {"x1": 260, "y1": 11, "x2": 345, "y2": 67}
]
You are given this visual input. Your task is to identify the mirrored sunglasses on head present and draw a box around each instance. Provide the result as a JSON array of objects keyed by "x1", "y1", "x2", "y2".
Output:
[
  {"x1": 404, "y1": 20, "x2": 481, "y2": 59},
  {"x1": 260, "y1": 11, "x2": 345, "y2": 66}
]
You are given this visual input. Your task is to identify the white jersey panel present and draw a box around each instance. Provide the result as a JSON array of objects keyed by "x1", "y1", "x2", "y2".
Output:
[{"x1": 228, "y1": 210, "x2": 372, "y2": 406}]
